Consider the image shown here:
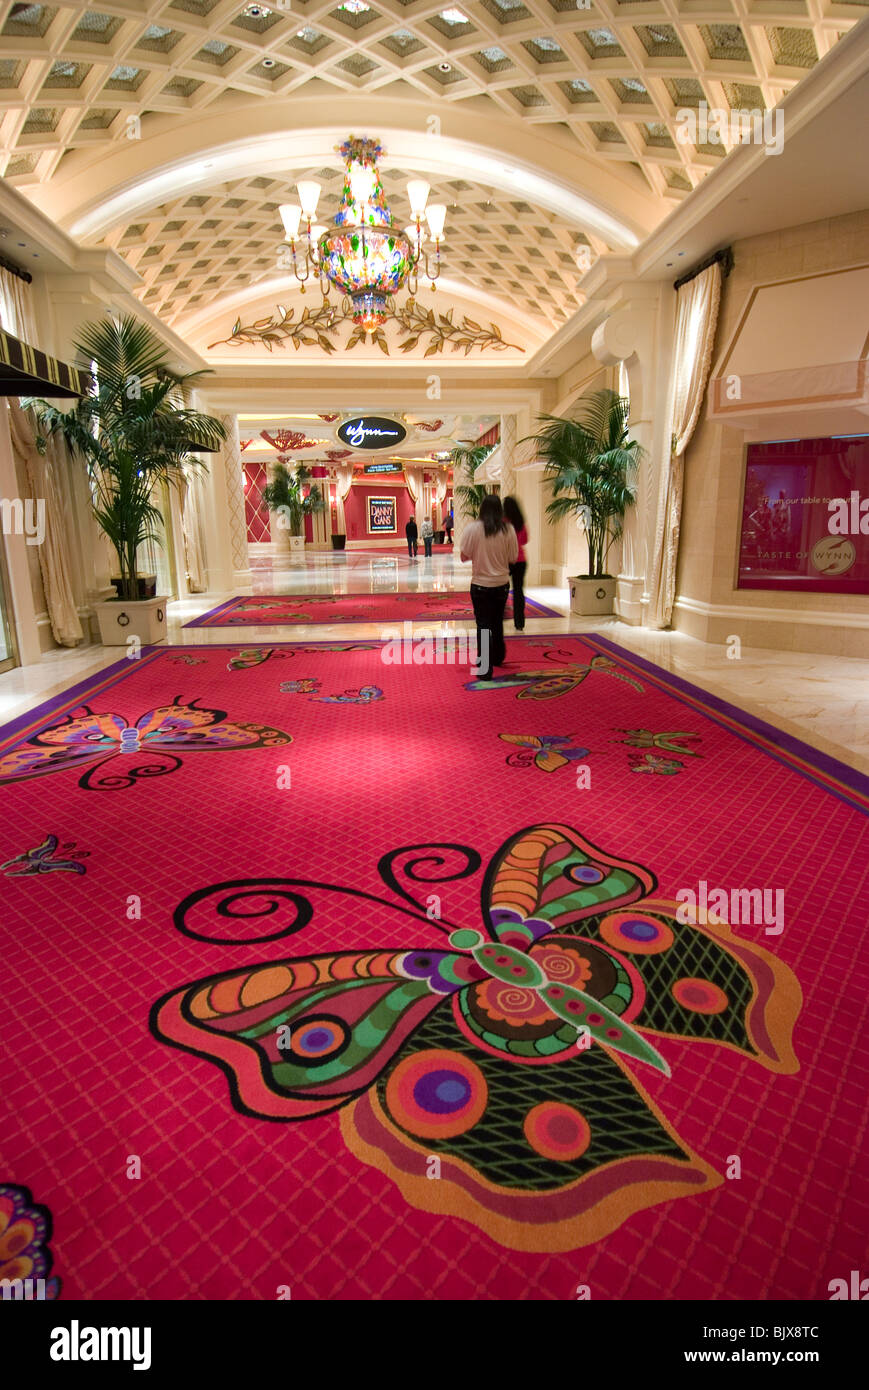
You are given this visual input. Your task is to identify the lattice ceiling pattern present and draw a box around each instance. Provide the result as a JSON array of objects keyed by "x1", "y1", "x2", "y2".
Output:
[
  {"x1": 107, "y1": 165, "x2": 591, "y2": 327},
  {"x1": 0, "y1": 0, "x2": 862, "y2": 333}
]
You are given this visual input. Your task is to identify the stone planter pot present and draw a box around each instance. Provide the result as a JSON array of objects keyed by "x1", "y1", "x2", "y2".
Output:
[
  {"x1": 288, "y1": 535, "x2": 305, "y2": 552},
  {"x1": 111, "y1": 575, "x2": 157, "y2": 600},
  {"x1": 569, "y1": 576, "x2": 616, "y2": 617},
  {"x1": 94, "y1": 596, "x2": 167, "y2": 646}
]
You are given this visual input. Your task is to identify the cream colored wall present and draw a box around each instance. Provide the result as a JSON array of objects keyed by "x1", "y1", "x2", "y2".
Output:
[
  {"x1": 538, "y1": 356, "x2": 614, "y2": 585},
  {"x1": 676, "y1": 209, "x2": 869, "y2": 657}
]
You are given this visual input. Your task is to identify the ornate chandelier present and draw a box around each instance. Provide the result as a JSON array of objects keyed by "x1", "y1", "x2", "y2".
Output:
[{"x1": 279, "y1": 137, "x2": 446, "y2": 332}]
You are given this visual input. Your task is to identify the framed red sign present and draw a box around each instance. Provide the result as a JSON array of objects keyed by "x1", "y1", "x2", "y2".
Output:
[
  {"x1": 737, "y1": 434, "x2": 869, "y2": 594},
  {"x1": 367, "y1": 495, "x2": 397, "y2": 534}
]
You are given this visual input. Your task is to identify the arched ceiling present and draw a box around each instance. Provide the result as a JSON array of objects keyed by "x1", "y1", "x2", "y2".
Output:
[
  {"x1": 108, "y1": 163, "x2": 593, "y2": 329},
  {"x1": 0, "y1": 0, "x2": 862, "y2": 355}
]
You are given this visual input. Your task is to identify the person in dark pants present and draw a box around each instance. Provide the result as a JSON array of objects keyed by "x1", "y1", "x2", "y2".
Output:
[
  {"x1": 444, "y1": 511, "x2": 453, "y2": 545},
  {"x1": 460, "y1": 495, "x2": 518, "y2": 679},
  {"x1": 405, "y1": 517, "x2": 418, "y2": 559},
  {"x1": 421, "y1": 516, "x2": 434, "y2": 558},
  {"x1": 502, "y1": 495, "x2": 528, "y2": 631}
]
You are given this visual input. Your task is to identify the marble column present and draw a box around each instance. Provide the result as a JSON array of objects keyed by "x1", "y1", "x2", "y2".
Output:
[
  {"x1": 220, "y1": 413, "x2": 253, "y2": 588},
  {"x1": 498, "y1": 414, "x2": 518, "y2": 498},
  {"x1": 194, "y1": 403, "x2": 243, "y2": 593},
  {"x1": 511, "y1": 405, "x2": 545, "y2": 587},
  {"x1": 591, "y1": 289, "x2": 667, "y2": 625}
]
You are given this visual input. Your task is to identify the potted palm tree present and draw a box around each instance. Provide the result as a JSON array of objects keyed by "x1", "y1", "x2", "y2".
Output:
[
  {"x1": 25, "y1": 315, "x2": 225, "y2": 645},
  {"x1": 529, "y1": 389, "x2": 643, "y2": 616},
  {"x1": 261, "y1": 461, "x2": 325, "y2": 552},
  {"x1": 450, "y1": 442, "x2": 493, "y2": 521}
]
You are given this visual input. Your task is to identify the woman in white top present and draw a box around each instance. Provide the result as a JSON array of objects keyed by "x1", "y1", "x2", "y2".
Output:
[{"x1": 460, "y1": 495, "x2": 518, "y2": 679}]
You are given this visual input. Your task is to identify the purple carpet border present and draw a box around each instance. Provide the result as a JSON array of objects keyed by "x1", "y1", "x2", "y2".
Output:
[
  {"x1": 0, "y1": 633, "x2": 865, "y2": 813},
  {"x1": 585, "y1": 633, "x2": 869, "y2": 810}
]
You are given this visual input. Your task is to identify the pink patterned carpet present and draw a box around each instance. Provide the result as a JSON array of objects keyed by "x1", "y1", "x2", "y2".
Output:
[
  {"x1": 186, "y1": 591, "x2": 559, "y2": 627},
  {"x1": 0, "y1": 635, "x2": 866, "y2": 1300}
]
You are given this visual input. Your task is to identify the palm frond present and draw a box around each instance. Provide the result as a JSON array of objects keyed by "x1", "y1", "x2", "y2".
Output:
[
  {"x1": 26, "y1": 314, "x2": 224, "y2": 598},
  {"x1": 526, "y1": 390, "x2": 644, "y2": 577}
]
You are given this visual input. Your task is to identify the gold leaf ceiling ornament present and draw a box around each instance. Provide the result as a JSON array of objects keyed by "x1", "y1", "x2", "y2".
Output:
[{"x1": 208, "y1": 299, "x2": 524, "y2": 356}]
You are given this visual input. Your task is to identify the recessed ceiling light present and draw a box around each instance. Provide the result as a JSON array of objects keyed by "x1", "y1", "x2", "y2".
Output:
[
  {"x1": 439, "y1": 62, "x2": 452, "y2": 72},
  {"x1": 262, "y1": 57, "x2": 276, "y2": 68}
]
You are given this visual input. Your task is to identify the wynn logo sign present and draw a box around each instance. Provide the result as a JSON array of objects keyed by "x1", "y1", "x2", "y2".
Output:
[{"x1": 338, "y1": 416, "x2": 407, "y2": 450}]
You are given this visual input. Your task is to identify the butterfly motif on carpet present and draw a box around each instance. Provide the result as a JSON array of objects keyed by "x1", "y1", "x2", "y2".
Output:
[
  {"x1": 151, "y1": 823, "x2": 800, "y2": 1251},
  {"x1": 0, "y1": 698, "x2": 291, "y2": 791}
]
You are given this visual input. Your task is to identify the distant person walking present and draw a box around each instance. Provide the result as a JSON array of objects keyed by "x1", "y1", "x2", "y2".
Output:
[
  {"x1": 444, "y1": 511, "x2": 454, "y2": 545},
  {"x1": 421, "y1": 516, "x2": 434, "y2": 558},
  {"x1": 460, "y1": 494, "x2": 518, "y2": 680},
  {"x1": 405, "y1": 516, "x2": 418, "y2": 559},
  {"x1": 502, "y1": 495, "x2": 528, "y2": 632}
]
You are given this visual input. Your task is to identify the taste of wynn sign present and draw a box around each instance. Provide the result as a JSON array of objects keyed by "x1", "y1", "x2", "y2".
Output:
[
  {"x1": 737, "y1": 435, "x2": 869, "y2": 594},
  {"x1": 337, "y1": 416, "x2": 407, "y2": 451}
]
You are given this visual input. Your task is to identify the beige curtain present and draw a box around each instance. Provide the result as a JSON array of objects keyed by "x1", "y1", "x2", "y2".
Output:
[
  {"x1": 405, "y1": 465, "x2": 425, "y2": 525},
  {"x1": 0, "y1": 273, "x2": 84, "y2": 646},
  {"x1": 7, "y1": 400, "x2": 84, "y2": 646},
  {"x1": 0, "y1": 266, "x2": 32, "y2": 339},
  {"x1": 650, "y1": 262, "x2": 722, "y2": 628},
  {"x1": 181, "y1": 468, "x2": 207, "y2": 592},
  {"x1": 333, "y1": 465, "x2": 354, "y2": 534}
]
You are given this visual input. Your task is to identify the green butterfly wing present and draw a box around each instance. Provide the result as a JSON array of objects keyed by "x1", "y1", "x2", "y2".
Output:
[{"x1": 151, "y1": 946, "x2": 468, "y2": 1121}]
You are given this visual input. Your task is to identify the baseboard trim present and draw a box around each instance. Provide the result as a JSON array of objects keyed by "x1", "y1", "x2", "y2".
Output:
[{"x1": 674, "y1": 594, "x2": 869, "y2": 630}]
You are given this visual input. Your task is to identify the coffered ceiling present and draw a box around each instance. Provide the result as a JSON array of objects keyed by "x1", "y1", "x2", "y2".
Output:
[
  {"x1": 107, "y1": 165, "x2": 590, "y2": 329},
  {"x1": 0, "y1": 0, "x2": 863, "y2": 351}
]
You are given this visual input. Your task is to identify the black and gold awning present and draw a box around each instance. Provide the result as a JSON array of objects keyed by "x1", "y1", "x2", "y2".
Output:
[{"x1": 0, "y1": 326, "x2": 90, "y2": 398}]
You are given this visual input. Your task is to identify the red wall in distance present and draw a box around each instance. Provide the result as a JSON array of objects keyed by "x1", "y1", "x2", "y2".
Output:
[{"x1": 342, "y1": 484, "x2": 415, "y2": 540}]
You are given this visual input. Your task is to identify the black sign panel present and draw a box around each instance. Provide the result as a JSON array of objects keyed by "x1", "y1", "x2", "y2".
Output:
[{"x1": 337, "y1": 416, "x2": 407, "y2": 451}]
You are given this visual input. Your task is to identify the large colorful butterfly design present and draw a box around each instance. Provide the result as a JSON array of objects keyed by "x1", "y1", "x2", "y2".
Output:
[
  {"x1": 151, "y1": 824, "x2": 800, "y2": 1252},
  {"x1": 465, "y1": 654, "x2": 644, "y2": 700},
  {"x1": 0, "y1": 698, "x2": 291, "y2": 791}
]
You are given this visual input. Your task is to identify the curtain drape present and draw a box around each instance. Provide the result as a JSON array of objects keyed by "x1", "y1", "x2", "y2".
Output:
[
  {"x1": 405, "y1": 466, "x2": 425, "y2": 525},
  {"x1": 650, "y1": 262, "x2": 722, "y2": 628},
  {"x1": 181, "y1": 468, "x2": 207, "y2": 592},
  {"x1": 333, "y1": 465, "x2": 354, "y2": 534},
  {"x1": 1, "y1": 273, "x2": 84, "y2": 646},
  {"x1": 0, "y1": 266, "x2": 33, "y2": 340},
  {"x1": 7, "y1": 399, "x2": 84, "y2": 646}
]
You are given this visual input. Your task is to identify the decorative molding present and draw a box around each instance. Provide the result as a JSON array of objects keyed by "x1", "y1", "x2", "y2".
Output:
[
  {"x1": 674, "y1": 594, "x2": 869, "y2": 630},
  {"x1": 261, "y1": 428, "x2": 325, "y2": 451},
  {"x1": 208, "y1": 301, "x2": 523, "y2": 357}
]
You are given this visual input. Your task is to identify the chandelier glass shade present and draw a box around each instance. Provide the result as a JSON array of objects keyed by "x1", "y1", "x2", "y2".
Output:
[{"x1": 279, "y1": 136, "x2": 444, "y2": 330}]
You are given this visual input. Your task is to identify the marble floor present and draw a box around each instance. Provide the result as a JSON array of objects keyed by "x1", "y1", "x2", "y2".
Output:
[{"x1": 1, "y1": 547, "x2": 867, "y2": 775}]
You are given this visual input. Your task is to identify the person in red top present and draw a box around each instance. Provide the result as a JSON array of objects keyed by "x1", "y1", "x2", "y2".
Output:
[{"x1": 502, "y1": 495, "x2": 528, "y2": 631}]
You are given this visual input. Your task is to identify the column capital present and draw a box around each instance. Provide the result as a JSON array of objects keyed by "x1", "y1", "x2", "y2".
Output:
[{"x1": 591, "y1": 300, "x2": 659, "y2": 369}]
